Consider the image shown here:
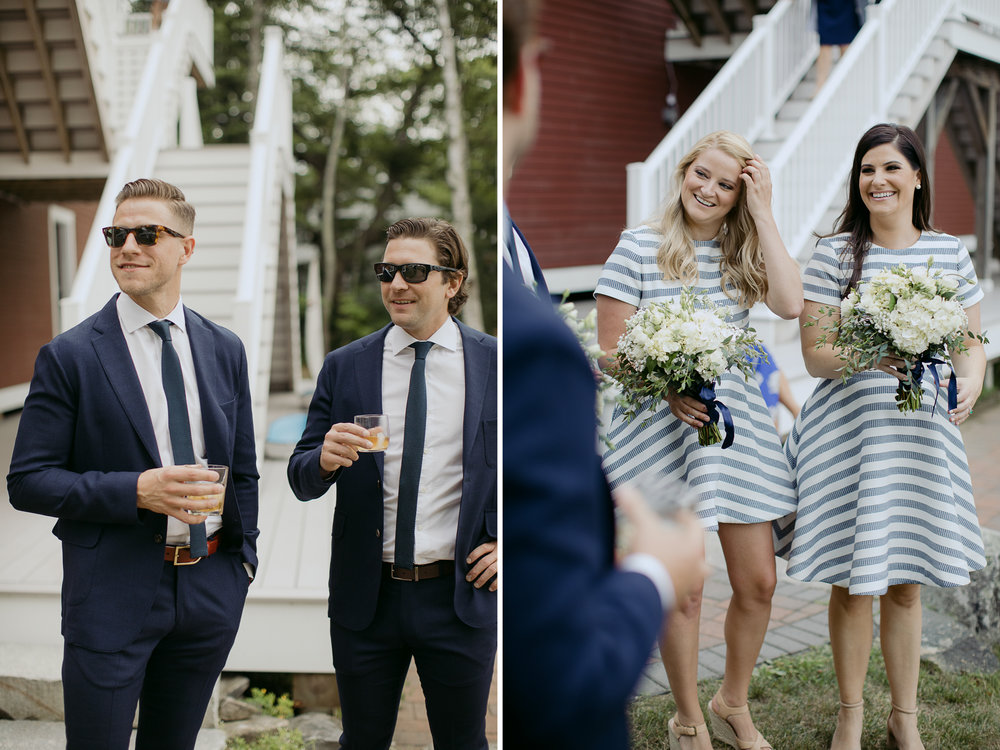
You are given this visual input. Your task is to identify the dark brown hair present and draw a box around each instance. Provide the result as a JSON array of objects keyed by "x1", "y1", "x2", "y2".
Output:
[
  {"x1": 833, "y1": 123, "x2": 934, "y2": 293},
  {"x1": 386, "y1": 218, "x2": 469, "y2": 315}
]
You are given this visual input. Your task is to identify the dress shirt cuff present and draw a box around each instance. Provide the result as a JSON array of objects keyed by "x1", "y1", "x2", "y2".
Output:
[{"x1": 621, "y1": 552, "x2": 675, "y2": 613}]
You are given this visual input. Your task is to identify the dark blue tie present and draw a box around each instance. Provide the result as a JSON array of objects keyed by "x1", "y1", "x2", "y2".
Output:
[
  {"x1": 148, "y1": 320, "x2": 209, "y2": 558},
  {"x1": 394, "y1": 340, "x2": 433, "y2": 570}
]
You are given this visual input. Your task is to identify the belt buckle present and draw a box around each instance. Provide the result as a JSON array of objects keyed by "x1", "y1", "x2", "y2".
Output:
[
  {"x1": 390, "y1": 564, "x2": 414, "y2": 581},
  {"x1": 172, "y1": 545, "x2": 202, "y2": 566}
]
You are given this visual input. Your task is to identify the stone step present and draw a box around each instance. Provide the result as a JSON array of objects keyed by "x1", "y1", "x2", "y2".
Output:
[
  {"x1": 0, "y1": 643, "x2": 62, "y2": 721},
  {"x1": 0, "y1": 721, "x2": 226, "y2": 749},
  {"x1": 0, "y1": 642, "x2": 219, "y2": 728}
]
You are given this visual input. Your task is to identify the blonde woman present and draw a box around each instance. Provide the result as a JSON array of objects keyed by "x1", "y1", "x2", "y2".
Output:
[{"x1": 596, "y1": 131, "x2": 803, "y2": 750}]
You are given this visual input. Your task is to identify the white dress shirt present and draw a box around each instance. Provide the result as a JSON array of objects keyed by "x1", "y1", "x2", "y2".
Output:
[
  {"x1": 116, "y1": 294, "x2": 221, "y2": 544},
  {"x1": 503, "y1": 203, "x2": 539, "y2": 288},
  {"x1": 380, "y1": 318, "x2": 465, "y2": 564}
]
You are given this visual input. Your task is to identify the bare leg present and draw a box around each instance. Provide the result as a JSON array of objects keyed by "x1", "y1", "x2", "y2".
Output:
[
  {"x1": 815, "y1": 45, "x2": 834, "y2": 94},
  {"x1": 880, "y1": 584, "x2": 925, "y2": 749},
  {"x1": 708, "y1": 522, "x2": 776, "y2": 744},
  {"x1": 660, "y1": 583, "x2": 712, "y2": 749},
  {"x1": 828, "y1": 586, "x2": 873, "y2": 750}
]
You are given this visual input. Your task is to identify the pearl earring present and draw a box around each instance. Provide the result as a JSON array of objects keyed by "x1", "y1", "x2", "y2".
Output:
[{"x1": 916, "y1": 183, "x2": 922, "y2": 190}]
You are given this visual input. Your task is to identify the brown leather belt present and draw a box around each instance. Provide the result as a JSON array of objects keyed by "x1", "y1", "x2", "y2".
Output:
[
  {"x1": 383, "y1": 560, "x2": 454, "y2": 582},
  {"x1": 165, "y1": 535, "x2": 220, "y2": 565}
]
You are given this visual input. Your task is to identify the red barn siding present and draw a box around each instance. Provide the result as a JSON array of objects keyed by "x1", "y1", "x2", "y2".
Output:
[
  {"x1": 932, "y1": 132, "x2": 975, "y2": 237},
  {"x1": 1, "y1": 202, "x2": 55, "y2": 388},
  {"x1": 0, "y1": 199, "x2": 98, "y2": 391},
  {"x1": 507, "y1": 0, "x2": 677, "y2": 270}
]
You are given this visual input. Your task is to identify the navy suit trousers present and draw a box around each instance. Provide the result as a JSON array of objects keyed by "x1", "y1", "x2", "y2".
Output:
[
  {"x1": 62, "y1": 551, "x2": 250, "y2": 750},
  {"x1": 330, "y1": 570, "x2": 497, "y2": 750}
]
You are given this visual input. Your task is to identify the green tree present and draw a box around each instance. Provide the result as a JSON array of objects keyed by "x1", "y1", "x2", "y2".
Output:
[{"x1": 196, "y1": 0, "x2": 497, "y2": 350}]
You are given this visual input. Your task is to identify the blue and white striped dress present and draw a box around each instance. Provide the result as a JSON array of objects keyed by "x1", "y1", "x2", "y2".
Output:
[
  {"x1": 778, "y1": 232, "x2": 987, "y2": 595},
  {"x1": 596, "y1": 226, "x2": 797, "y2": 530}
]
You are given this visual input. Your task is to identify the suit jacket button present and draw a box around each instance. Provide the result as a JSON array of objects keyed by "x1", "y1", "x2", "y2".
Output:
[
  {"x1": 375, "y1": 529, "x2": 381, "y2": 538},
  {"x1": 154, "y1": 534, "x2": 164, "y2": 544}
]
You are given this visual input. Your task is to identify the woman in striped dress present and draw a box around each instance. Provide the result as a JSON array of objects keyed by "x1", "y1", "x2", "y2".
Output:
[
  {"x1": 783, "y1": 123, "x2": 986, "y2": 750},
  {"x1": 596, "y1": 131, "x2": 803, "y2": 750}
]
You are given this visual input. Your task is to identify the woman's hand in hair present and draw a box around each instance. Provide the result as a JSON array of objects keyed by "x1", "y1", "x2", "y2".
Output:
[{"x1": 740, "y1": 155, "x2": 774, "y2": 221}]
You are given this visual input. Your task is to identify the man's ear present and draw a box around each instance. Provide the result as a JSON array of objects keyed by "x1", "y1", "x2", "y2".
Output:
[{"x1": 178, "y1": 236, "x2": 196, "y2": 266}]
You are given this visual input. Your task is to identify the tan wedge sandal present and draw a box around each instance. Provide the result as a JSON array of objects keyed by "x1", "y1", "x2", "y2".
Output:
[
  {"x1": 667, "y1": 713, "x2": 710, "y2": 750},
  {"x1": 707, "y1": 692, "x2": 773, "y2": 750}
]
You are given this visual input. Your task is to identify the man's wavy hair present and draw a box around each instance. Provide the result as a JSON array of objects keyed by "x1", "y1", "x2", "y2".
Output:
[
  {"x1": 114, "y1": 178, "x2": 195, "y2": 234},
  {"x1": 386, "y1": 218, "x2": 470, "y2": 316}
]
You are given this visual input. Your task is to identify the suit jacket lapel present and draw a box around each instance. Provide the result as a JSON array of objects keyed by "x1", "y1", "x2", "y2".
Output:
[
  {"x1": 90, "y1": 296, "x2": 161, "y2": 465},
  {"x1": 459, "y1": 322, "x2": 489, "y2": 467},
  {"x1": 354, "y1": 328, "x2": 388, "y2": 475}
]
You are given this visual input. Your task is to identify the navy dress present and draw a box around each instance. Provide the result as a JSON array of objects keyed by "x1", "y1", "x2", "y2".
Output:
[{"x1": 816, "y1": 0, "x2": 862, "y2": 46}]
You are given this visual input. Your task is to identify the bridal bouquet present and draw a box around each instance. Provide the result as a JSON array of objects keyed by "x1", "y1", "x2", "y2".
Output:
[
  {"x1": 809, "y1": 259, "x2": 986, "y2": 412},
  {"x1": 610, "y1": 289, "x2": 764, "y2": 447}
]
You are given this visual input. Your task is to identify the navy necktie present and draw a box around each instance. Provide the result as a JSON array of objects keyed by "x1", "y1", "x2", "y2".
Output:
[
  {"x1": 148, "y1": 320, "x2": 209, "y2": 558},
  {"x1": 394, "y1": 340, "x2": 433, "y2": 570}
]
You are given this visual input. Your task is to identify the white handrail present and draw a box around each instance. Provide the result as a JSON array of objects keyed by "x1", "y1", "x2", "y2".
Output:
[
  {"x1": 61, "y1": 0, "x2": 215, "y2": 330},
  {"x1": 232, "y1": 26, "x2": 293, "y2": 399},
  {"x1": 626, "y1": 0, "x2": 816, "y2": 227},
  {"x1": 769, "y1": 0, "x2": 953, "y2": 258}
]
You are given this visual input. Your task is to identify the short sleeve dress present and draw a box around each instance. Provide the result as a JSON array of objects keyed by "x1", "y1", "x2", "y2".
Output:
[
  {"x1": 777, "y1": 232, "x2": 987, "y2": 595},
  {"x1": 595, "y1": 226, "x2": 797, "y2": 531}
]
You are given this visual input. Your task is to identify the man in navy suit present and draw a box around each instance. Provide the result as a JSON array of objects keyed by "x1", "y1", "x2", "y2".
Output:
[
  {"x1": 502, "y1": 0, "x2": 548, "y2": 296},
  {"x1": 502, "y1": 2, "x2": 706, "y2": 747},
  {"x1": 287, "y1": 218, "x2": 496, "y2": 750},
  {"x1": 7, "y1": 178, "x2": 259, "y2": 750}
]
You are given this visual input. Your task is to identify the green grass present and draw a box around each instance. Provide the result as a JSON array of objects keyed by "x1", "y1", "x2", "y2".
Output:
[
  {"x1": 629, "y1": 645, "x2": 1000, "y2": 749},
  {"x1": 226, "y1": 728, "x2": 307, "y2": 750}
]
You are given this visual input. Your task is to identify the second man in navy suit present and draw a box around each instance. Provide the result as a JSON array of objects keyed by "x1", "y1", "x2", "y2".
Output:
[{"x1": 287, "y1": 217, "x2": 497, "y2": 750}]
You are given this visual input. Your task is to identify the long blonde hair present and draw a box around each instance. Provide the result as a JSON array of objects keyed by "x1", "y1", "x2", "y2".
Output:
[{"x1": 651, "y1": 130, "x2": 767, "y2": 306}]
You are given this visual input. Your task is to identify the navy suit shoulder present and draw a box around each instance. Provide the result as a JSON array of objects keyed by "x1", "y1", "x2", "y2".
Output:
[{"x1": 503, "y1": 274, "x2": 662, "y2": 749}]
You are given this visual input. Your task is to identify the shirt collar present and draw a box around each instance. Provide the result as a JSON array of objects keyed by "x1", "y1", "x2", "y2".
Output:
[
  {"x1": 116, "y1": 293, "x2": 187, "y2": 335},
  {"x1": 385, "y1": 317, "x2": 459, "y2": 356}
]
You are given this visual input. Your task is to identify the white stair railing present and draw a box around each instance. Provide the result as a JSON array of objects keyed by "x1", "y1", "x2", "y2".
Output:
[
  {"x1": 626, "y1": 0, "x2": 815, "y2": 227},
  {"x1": 61, "y1": 0, "x2": 214, "y2": 330},
  {"x1": 770, "y1": 0, "x2": 956, "y2": 259},
  {"x1": 231, "y1": 26, "x2": 295, "y2": 422}
]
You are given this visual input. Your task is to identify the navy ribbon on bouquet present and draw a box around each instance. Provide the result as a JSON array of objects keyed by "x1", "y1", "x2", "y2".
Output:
[
  {"x1": 911, "y1": 357, "x2": 957, "y2": 415},
  {"x1": 698, "y1": 384, "x2": 735, "y2": 449}
]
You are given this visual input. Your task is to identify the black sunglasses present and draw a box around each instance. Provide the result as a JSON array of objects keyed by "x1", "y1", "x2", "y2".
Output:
[
  {"x1": 374, "y1": 262, "x2": 459, "y2": 283},
  {"x1": 102, "y1": 225, "x2": 186, "y2": 248}
]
